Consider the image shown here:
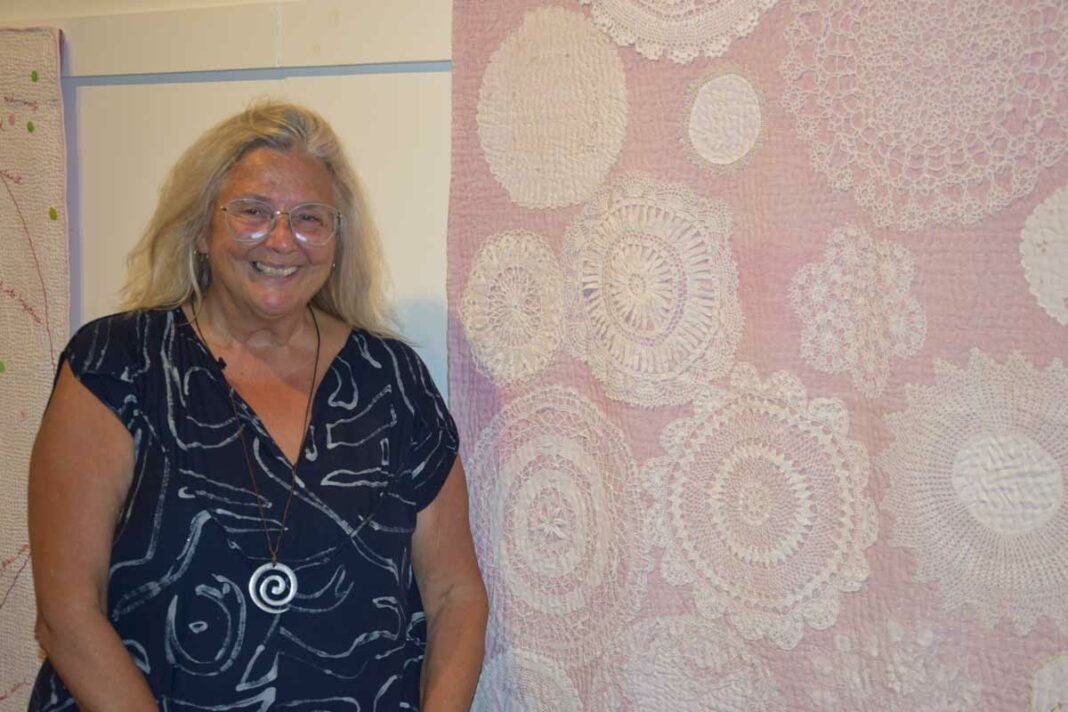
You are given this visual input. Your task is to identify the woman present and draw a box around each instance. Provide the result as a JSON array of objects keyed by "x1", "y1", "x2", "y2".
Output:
[{"x1": 28, "y1": 101, "x2": 487, "y2": 710}]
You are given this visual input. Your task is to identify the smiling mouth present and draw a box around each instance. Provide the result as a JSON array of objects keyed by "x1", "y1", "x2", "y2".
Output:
[{"x1": 252, "y1": 261, "x2": 299, "y2": 277}]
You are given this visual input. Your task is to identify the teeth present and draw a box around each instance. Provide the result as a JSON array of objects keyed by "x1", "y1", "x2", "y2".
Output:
[{"x1": 253, "y1": 262, "x2": 298, "y2": 277}]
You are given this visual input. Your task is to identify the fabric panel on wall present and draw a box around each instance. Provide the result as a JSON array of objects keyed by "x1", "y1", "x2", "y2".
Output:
[
  {"x1": 448, "y1": 0, "x2": 1068, "y2": 709},
  {"x1": 0, "y1": 26, "x2": 68, "y2": 710}
]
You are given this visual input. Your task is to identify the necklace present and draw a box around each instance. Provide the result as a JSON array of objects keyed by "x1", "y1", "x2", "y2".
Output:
[{"x1": 191, "y1": 305, "x2": 320, "y2": 614}]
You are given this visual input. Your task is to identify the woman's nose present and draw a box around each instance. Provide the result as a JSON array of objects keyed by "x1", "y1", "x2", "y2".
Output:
[{"x1": 262, "y1": 211, "x2": 298, "y2": 251}]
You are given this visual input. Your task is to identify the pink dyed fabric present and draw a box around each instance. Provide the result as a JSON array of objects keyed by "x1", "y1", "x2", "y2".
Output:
[{"x1": 448, "y1": 1, "x2": 1068, "y2": 708}]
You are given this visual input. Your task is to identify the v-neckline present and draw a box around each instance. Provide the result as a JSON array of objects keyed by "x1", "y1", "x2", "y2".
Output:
[{"x1": 175, "y1": 306, "x2": 352, "y2": 469}]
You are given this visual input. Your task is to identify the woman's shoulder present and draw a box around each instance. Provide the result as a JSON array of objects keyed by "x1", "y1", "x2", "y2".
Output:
[
  {"x1": 343, "y1": 327, "x2": 424, "y2": 372},
  {"x1": 65, "y1": 308, "x2": 180, "y2": 364},
  {"x1": 336, "y1": 325, "x2": 446, "y2": 397},
  {"x1": 74, "y1": 307, "x2": 177, "y2": 333}
]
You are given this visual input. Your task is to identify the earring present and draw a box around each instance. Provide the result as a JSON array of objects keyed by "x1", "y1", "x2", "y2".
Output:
[{"x1": 195, "y1": 250, "x2": 211, "y2": 288}]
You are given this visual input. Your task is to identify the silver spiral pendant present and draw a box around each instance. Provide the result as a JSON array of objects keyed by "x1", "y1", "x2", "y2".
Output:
[{"x1": 248, "y1": 561, "x2": 298, "y2": 614}]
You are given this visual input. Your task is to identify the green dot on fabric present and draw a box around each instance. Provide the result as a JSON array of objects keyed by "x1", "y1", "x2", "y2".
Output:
[
  {"x1": 31, "y1": 70, "x2": 39, "y2": 82},
  {"x1": 0, "y1": 360, "x2": 6, "y2": 374},
  {"x1": 48, "y1": 207, "x2": 58, "y2": 220},
  {"x1": 26, "y1": 120, "x2": 35, "y2": 133}
]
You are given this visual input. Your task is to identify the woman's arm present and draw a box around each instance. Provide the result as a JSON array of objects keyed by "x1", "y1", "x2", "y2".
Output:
[
  {"x1": 412, "y1": 458, "x2": 489, "y2": 711},
  {"x1": 28, "y1": 364, "x2": 159, "y2": 711}
]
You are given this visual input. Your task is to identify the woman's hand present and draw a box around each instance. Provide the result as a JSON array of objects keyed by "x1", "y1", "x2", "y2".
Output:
[{"x1": 28, "y1": 364, "x2": 159, "y2": 711}]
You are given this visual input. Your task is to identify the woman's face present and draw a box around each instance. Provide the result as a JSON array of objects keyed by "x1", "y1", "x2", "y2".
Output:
[{"x1": 199, "y1": 147, "x2": 339, "y2": 322}]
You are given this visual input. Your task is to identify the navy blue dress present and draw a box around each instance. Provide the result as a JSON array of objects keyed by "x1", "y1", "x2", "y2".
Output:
[{"x1": 29, "y1": 308, "x2": 458, "y2": 711}]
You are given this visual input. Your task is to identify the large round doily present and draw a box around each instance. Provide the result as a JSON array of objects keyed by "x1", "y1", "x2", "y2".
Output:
[
  {"x1": 644, "y1": 365, "x2": 877, "y2": 649},
  {"x1": 461, "y1": 231, "x2": 565, "y2": 386},
  {"x1": 579, "y1": 0, "x2": 781, "y2": 63},
  {"x1": 471, "y1": 651, "x2": 582, "y2": 712},
  {"x1": 788, "y1": 224, "x2": 925, "y2": 398},
  {"x1": 478, "y1": 7, "x2": 627, "y2": 209},
  {"x1": 807, "y1": 617, "x2": 982, "y2": 710},
  {"x1": 781, "y1": 0, "x2": 1068, "y2": 231},
  {"x1": 879, "y1": 350, "x2": 1068, "y2": 634},
  {"x1": 468, "y1": 387, "x2": 651, "y2": 665},
  {"x1": 589, "y1": 616, "x2": 783, "y2": 711},
  {"x1": 563, "y1": 173, "x2": 743, "y2": 408},
  {"x1": 1020, "y1": 185, "x2": 1068, "y2": 326}
]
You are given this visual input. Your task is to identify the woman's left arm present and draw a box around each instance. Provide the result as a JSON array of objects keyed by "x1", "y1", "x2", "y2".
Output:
[{"x1": 412, "y1": 458, "x2": 488, "y2": 711}]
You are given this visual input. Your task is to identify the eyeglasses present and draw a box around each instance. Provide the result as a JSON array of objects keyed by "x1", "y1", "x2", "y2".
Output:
[{"x1": 220, "y1": 198, "x2": 341, "y2": 247}]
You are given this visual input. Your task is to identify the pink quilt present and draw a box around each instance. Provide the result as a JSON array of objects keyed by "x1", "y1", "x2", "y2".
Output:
[{"x1": 448, "y1": 1, "x2": 1068, "y2": 708}]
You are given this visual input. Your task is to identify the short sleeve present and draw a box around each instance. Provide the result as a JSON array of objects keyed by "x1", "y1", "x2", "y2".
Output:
[
  {"x1": 391, "y1": 341, "x2": 459, "y2": 511},
  {"x1": 58, "y1": 313, "x2": 147, "y2": 436}
]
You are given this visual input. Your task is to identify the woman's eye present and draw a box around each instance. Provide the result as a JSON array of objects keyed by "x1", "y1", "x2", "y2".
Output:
[
  {"x1": 295, "y1": 211, "x2": 326, "y2": 227},
  {"x1": 229, "y1": 201, "x2": 270, "y2": 219}
]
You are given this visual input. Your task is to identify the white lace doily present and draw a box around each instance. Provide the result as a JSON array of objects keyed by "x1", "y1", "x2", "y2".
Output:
[
  {"x1": 589, "y1": 616, "x2": 783, "y2": 711},
  {"x1": 1020, "y1": 185, "x2": 1068, "y2": 326},
  {"x1": 644, "y1": 365, "x2": 877, "y2": 650},
  {"x1": 468, "y1": 387, "x2": 651, "y2": 666},
  {"x1": 880, "y1": 350, "x2": 1068, "y2": 635},
  {"x1": 781, "y1": 0, "x2": 1068, "y2": 231},
  {"x1": 579, "y1": 0, "x2": 780, "y2": 63},
  {"x1": 563, "y1": 173, "x2": 743, "y2": 408},
  {"x1": 460, "y1": 231, "x2": 565, "y2": 386},
  {"x1": 471, "y1": 651, "x2": 582, "y2": 712},
  {"x1": 808, "y1": 618, "x2": 982, "y2": 711},
  {"x1": 788, "y1": 224, "x2": 925, "y2": 398},
  {"x1": 1029, "y1": 653, "x2": 1068, "y2": 712},
  {"x1": 478, "y1": 7, "x2": 627, "y2": 209},
  {"x1": 687, "y1": 71, "x2": 764, "y2": 170}
]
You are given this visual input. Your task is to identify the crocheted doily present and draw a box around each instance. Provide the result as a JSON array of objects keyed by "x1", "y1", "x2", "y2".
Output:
[
  {"x1": 563, "y1": 173, "x2": 743, "y2": 408},
  {"x1": 789, "y1": 224, "x2": 925, "y2": 398},
  {"x1": 461, "y1": 231, "x2": 565, "y2": 386},
  {"x1": 589, "y1": 616, "x2": 783, "y2": 711},
  {"x1": 471, "y1": 651, "x2": 581, "y2": 712},
  {"x1": 644, "y1": 365, "x2": 877, "y2": 649},
  {"x1": 880, "y1": 350, "x2": 1068, "y2": 635},
  {"x1": 807, "y1": 618, "x2": 982, "y2": 710},
  {"x1": 687, "y1": 71, "x2": 764, "y2": 170},
  {"x1": 1020, "y1": 185, "x2": 1068, "y2": 326},
  {"x1": 468, "y1": 387, "x2": 652, "y2": 666},
  {"x1": 1029, "y1": 653, "x2": 1068, "y2": 712},
  {"x1": 579, "y1": 0, "x2": 780, "y2": 63},
  {"x1": 478, "y1": 7, "x2": 627, "y2": 209},
  {"x1": 781, "y1": 0, "x2": 1068, "y2": 231}
]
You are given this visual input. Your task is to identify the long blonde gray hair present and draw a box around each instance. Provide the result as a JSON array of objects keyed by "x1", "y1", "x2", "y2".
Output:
[{"x1": 122, "y1": 100, "x2": 395, "y2": 335}]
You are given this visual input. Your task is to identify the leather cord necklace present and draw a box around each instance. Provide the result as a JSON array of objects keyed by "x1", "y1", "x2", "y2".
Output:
[{"x1": 192, "y1": 305, "x2": 320, "y2": 614}]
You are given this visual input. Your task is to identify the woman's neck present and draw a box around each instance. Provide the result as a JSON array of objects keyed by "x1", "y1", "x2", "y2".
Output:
[{"x1": 193, "y1": 293, "x2": 315, "y2": 352}]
